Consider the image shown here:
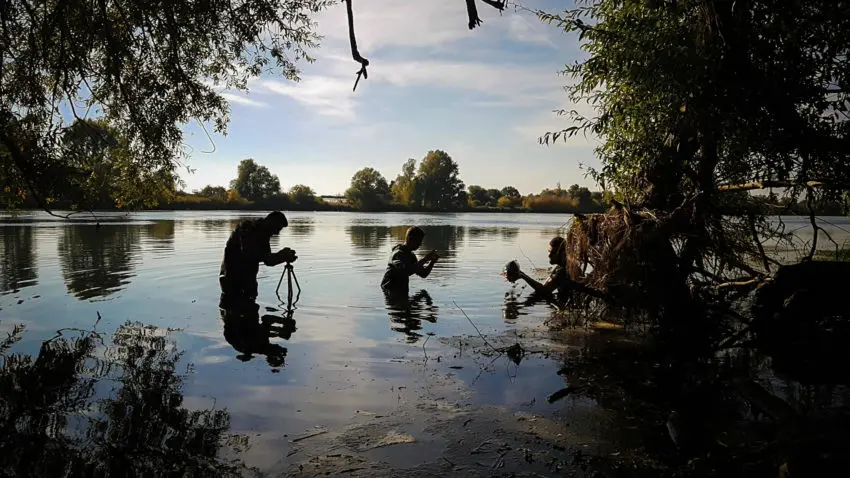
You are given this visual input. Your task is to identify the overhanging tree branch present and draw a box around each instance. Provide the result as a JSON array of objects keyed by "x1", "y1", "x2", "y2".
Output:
[{"x1": 344, "y1": 0, "x2": 369, "y2": 92}]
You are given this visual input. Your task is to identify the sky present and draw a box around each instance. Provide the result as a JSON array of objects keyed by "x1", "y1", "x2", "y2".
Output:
[{"x1": 179, "y1": 0, "x2": 601, "y2": 196}]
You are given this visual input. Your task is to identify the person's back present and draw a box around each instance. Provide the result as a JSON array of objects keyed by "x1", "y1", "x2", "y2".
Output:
[
  {"x1": 219, "y1": 211, "x2": 295, "y2": 301},
  {"x1": 380, "y1": 226, "x2": 439, "y2": 292},
  {"x1": 220, "y1": 219, "x2": 268, "y2": 294}
]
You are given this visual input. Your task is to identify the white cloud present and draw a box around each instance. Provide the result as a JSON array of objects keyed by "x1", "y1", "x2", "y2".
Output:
[
  {"x1": 373, "y1": 59, "x2": 559, "y2": 103},
  {"x1": 316, "y1": 0, "x2": 476, "y2": 51},
  {"x1": 221, "y1": 93, "x2": 269, "y2": 108},
  {"x1": 258, "y1": 77, "x2": 357, "y2": 120},
  {"x1": 507, "y1": 15, "x2": 556, "y2": 46},
  {"x1": 315, "y1": 0, "x2": 556, "y2": 52}
]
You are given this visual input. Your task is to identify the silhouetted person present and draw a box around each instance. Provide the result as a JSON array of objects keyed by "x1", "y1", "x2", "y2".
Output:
[
  {"x1": 219, "y1": 211, "x2": 296, "y2": 304},
  {"x1": 219, "y1": 296, "x2": 295, "y2": 368},
  {"x1": 381, "y1": 226, "x2": 439, "y2": 293},
  {"x1": 506, "y1": 236, "x2": 605, "y2": 304}
]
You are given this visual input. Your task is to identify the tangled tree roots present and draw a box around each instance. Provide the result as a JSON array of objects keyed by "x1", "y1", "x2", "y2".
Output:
[{"x1": 566, "y1": 205, "x2": 684, "y2": 321}]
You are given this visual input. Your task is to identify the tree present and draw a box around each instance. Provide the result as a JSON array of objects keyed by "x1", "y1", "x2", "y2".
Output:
[
  {"x1": 538, "y1": 1, "x2": 850, "y2": 335},
  {"x1": 501, "y1": 186, "x2": 521, "y2": 199},
  {"x1": 346, "y1": 167, "x2": 390, "y2": 210},
  {"x1": 415, "y1": 150, "x2": 465, "y2": 210},
  {"x1": 288, "y1": 184, "x2": 316, "y2": 205},
  {"x1": 486, "y1": 189, "x2": 503, "y2": 206},
  {"x1": 226, "y1": 188, "x2": 246, "y2": 204},
  {"x1": 196, "y1": 185, "x2": 227, "y2": 201},
  {"x1": 55, "y1": 119, "x2": 178, "y2": 209},
  {"x1": 566, "y1": 184, "x2": 592, "y2": 210},
  {"x1": 0, "y1": 0, "x2": 331, "y2": 215},
  {"x1": 545, "y1": 1, "x2": 849, "y2": 206},
  {"x1": 230, "y1": 159, "x2": 280, "y2": 202},
  {"x1": 497, "y1": 195, "x2": 520, "y2": 208},
  {"x1": 391, "y1": 158, "x2": 418, "y2": 206},
  {"x1": 467, "y1": 185, "x2": 489, "y2": 206}
]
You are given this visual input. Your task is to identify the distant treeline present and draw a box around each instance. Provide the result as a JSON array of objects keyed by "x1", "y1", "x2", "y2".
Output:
[{"x1": 170, "y1": 153, "x2": 614, "y2": 214}]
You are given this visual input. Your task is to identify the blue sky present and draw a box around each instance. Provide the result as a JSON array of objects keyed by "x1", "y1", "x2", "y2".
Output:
[{"x1": 180, "y1": 0, "x2": 601, "y2": 196}]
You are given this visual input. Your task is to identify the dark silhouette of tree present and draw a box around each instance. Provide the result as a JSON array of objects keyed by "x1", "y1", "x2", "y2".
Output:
[
  {"x1": 345, "y1": 167, "x2": 390, "y2": 210},
  {"x1": 58, "y1": 225, "x2": 140, "y2": 300},
  {"x1": 500, "y1": 186, "x2": 521, "y2": 200},
  {"x1": 0, "y1": 322, "x2": 248, "y2": 476},
  {"x1": 415, "y1": 150, "x2": 465, "y2": 210},
  {"x1": 0, "y1": 226, "x2": 37, "y2": 293},
  {"x1": 467, "y1": 185, "x2": 489, "y2": 206},
  {"x1": 567, "y1": 184, "x2": 592, "y2": 210},
  {"x1": 230, "y1": 159, "x2": 281, "y2": 202}
]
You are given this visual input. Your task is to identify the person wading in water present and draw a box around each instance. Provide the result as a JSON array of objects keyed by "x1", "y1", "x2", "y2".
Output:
[
  {"x1": 380, "y1": 226, "x2": 439, "y2": 294},
  {"x1": 219, "y1": 211, "x2": 297, "y2": 306}
]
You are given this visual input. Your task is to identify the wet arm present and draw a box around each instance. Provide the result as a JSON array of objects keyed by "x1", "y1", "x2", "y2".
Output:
[
  {"x1": 263, "y1": 250, "x2": 287, "y2": 267},
  {"x1": 415, "y1": 258, "x2": 436, "y2": 278},
  {"x1": 518, "y1": 271, "x2": 556, "y2": 296}
]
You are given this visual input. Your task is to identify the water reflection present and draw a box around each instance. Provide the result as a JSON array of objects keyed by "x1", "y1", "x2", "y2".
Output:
[
  {"x1": 384, "y1": 289, "x2": 438, "y2": 343},
  {"x1": 467, "y1": 226, "x2": 519, "y2": 241},
  {"x1": 419, "y1": 225, "x2": 464, "y2": 259},
  {"x1": 551, "y1": 328, "x2": 850, "y2": 476},
  {"x1": 141, "y1": 220, "x2": 175, "y2": 254},
  {"x1": 347, "y1": 225, "x2": 391, "y2": 250},
  {"x1": 0, "y1": 322, "x2": 247, "y2": 476},
  {"x1": 287, "y1": 217, "x2": 315, "y2": 237},
  {"x1": 0, "y1": 226, "x2": 38, "y2": 293},
  {"x1": 58, "y1": 225, "x2": 140, "y2": 300},
  {"x1": 196, "y1": 219, "x2": 244, "y2": 238},
  {"x1": 219, "y1": 297, "x2": 296, "y2": 369}
]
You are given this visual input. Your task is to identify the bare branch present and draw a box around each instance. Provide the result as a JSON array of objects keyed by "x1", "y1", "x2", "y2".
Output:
[{"x1": 344, "y1": 0, "x2": 369, "y2": 91}]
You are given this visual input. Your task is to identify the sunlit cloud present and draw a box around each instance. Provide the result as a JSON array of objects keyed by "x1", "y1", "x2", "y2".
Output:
[{"x1": 221, "y1": 93, "x2": 269, "y2": 108}]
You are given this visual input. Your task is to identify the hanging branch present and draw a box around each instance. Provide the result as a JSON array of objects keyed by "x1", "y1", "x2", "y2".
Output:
[
  {"x1": 465, "y1": 0, "x2": 482, "y2": 29},
  {"x1": 465, "y1": 0, "x2": 506, "y2": 30},
  {"x1": 343, "y1": 1, "x2": 506, "y2": 86},
  {"x1": 344, "y1": 0, "x2": 369, "y2": 91}
]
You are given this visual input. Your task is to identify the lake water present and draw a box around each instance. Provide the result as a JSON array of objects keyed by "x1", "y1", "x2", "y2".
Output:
[{"x1": 2, "y1": 211, "x2": 849, "y2": 475}]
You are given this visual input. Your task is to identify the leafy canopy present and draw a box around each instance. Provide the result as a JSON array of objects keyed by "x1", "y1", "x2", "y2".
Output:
[
  {"x1": 346, "y1": 167, "x2": 390, "y2": 210},
  {"x1": 0, "y1": 0, "x2": 331, "y2": 211},
  {"x1": 230, "y1": 159, "x2": 280, "y2": 201},
  {"x1": 415, "y1": 150, "x2": 465, "y2": 210},
  {"x1": 544, "y1": 0, "x2": 849, "y2": 206}
]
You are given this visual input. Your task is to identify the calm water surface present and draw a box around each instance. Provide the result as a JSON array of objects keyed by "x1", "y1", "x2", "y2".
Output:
[
  {"x1": 0, "y1": 211, "x2": 588, "y2": 472},
  {"x1": 1, "y1": 211, "x2": 848, "y2": 474}
]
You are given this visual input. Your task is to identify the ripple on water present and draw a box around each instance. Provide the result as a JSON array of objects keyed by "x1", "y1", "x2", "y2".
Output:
[{"x1": 2, "y1": 212, "x2": 848, "y2": 475}]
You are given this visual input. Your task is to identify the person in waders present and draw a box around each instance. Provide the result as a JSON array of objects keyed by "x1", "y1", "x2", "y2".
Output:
[{"x1": 380, "y1": 226, "x2": 439, "y2": 294}]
